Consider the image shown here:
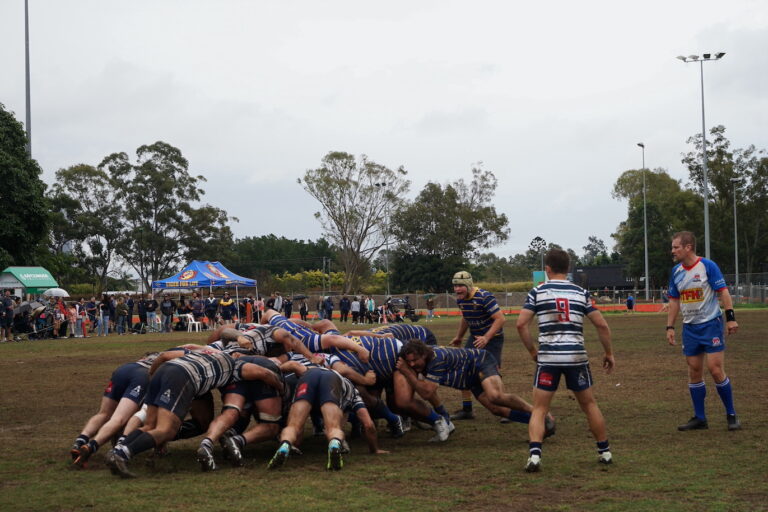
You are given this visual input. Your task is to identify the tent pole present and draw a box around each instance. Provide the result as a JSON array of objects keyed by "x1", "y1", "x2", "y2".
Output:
[{"x1": 235, "y1": 285, "x2": 240, "y2": 323}]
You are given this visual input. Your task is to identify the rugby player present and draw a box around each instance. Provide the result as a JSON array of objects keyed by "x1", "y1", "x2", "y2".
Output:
[
  {"x1": 267, "y1": 366, "x2": 388, "y2": 471},
  {"x1": 448, "y1": 271, "x2": 505, "y2": 421},
  {"x1": 666, "y1": 231, "x2": 740, "y2": 431},
  {"x1": 516, "y1": 248, "x2": 615, "y2": 472},
  {"x1": 397, "y1": 341, "x2": 555, "y2": 439}
]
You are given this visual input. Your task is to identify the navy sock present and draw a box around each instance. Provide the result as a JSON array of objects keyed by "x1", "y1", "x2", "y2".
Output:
[
  {"x1": 124, "y1": 432, "x2": 156, "y2": 457},
  {"x1": 121, "y1": 430, "x2": 144, "y2": 447},
  {"x1": 74, "y1": 435, "x2": 89, "y2": 447},
  {"x1": 87, "y1": 439, "x2": 100, "y2": 454},
  {"x1": 715, "y1": 377, "x2": 736, "y2": 416},
  {"x1": 597, "y1": 440, "x2": 610, "y2": 454},
  {"x1": 529, "y1": 442, "x2": 542, "y2": 457},
  {"x1": 176, "y1": 419, "x2": 204, "y2": 440},
  {"x1": 233, "y1": 415, "x2": 251, "y2": 434},
  {"x1": 462, "y1": 400, "x2": 473, "y2": 412},
  {"x1": 689, "y1": 381, "x2": 707, "y2": 420},
  {"x1": 434, "y1": 405, "x2": 450, "y2": 422},
  {"x1": 371, "y1": 400, "x2": 399, "y2": 424},
  {"x1": 426, "y1": 410, "x2": 441, "y2": 424},
  {"x1": 507, "y1": 410, "x2": 532, "y2": 424}
]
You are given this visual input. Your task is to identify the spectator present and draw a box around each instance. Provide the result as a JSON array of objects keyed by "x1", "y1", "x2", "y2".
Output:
[
  {"x1": 283, "y1": 297, "x2": 293, "y2": 319},
  {"x1": 190, "y1": 292, "x2": 204, "y2": 321},
  {"x1": 254, "y1": 295, "x2": 264, "y2": 323},
  {"x1": 274, "y1": 292, "x2": 283, "y2": 313},
  {"x1": 55, "y1": 297, "x2": 68, "y2": 338},
  {"x1": 76, "y1": 298, "x2": 88, "y2": 338},
  {"x1": 426, "y1": 296, "x2": 436, "y2": 323},
  {"x1": 323, "y1": 296, "x2": 334, "y2": 321},
  {"x1": 67, "y1": 302, "x2": 78, "y2": 338},
  {"x1": 204, "y1": 292, "x2": 219, "y2": 327},
  {"x1": 145, "y1": 294, "x2": 159, "y2": 332},
  {"x1": 1, "y1": 289, "x2": 14, "y2": 342},
  {"x1": 339, "y1": 296, "x2": 351, "y2": 323},
  {"x1": 98, "y1": 294, "x2": 111, "y2": 337},
  {"x1": 115, "y1": 296, "x2": 129, "y2": 335},
  {"x1": 126, "y1": 295, "x2": 135, "y2": 331},
  {"x1": 350, "y1": 297, "x2": 361, "y2": 324},
  {"x1": 219, "y1": 292, "x2": 236, "y2": 323},
  {"x1": 299, "y1": 299, "x2": 308, "y2": 322},
  {"x1": 160, "y1": 294, "x2": 177, "y2": 332},
  {"x1": 86, "y1": 296, "x2": 98, "y2": 334},
  {"x1": 137, "y1": 295, "x2": 148, "y2": 330},
  {"x1": 366, "y1": 296, "x2": 376, "y2": 324},
  {"x1": 241, "y1": 293, "x2": 254, "y2": 322},
  {"x1": 316, "y1": 298, "x2": 324, "y2": 320}
]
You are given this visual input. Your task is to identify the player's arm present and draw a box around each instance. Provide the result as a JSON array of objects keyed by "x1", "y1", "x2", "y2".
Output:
[
  {"x1": 586, "y1": 310, "x2": 614, "y2": 374},
  {"x1": 716, "y1": 287, "x2": 739, "y2": 335},
  {"x1": 331, "y1": 360, "x2": 376, "y2": 386},
  {"x1": 321, "y1": 334, "x2": 370, "y2": 363},
  {"x1": 148, "y1": 348, "x2": 186, "y2": 376},
  {"x1": 345, "y1": 329, "x2": 391, "y2": 338},
  {"x1": 275, "y1": 328, "x2": 316, "y2": 361},
  {"x1": 395, "y1": 358, "x2": 439, "y2": 400},
  {"x1": 515, "y1": 309, "x2": 538, "y2": 361},
  {"x1": 279, "y1": 360, "x2": 307, "y2": 376},
  {"x1": 240, "y1": 362, "x2": 284, "y2": 394},
  {"x1": 355, "y1": 406, "x2": 388, "y2": 454},
  {"x1": 474, "y1": 310, "x2": 505, "y2": 349},
  {"x1": 666, "y1": 298, "x2": 680, "y2": 346},
  {"x1": 450, "y1": 317, "x2": 469, "y2": 346}
]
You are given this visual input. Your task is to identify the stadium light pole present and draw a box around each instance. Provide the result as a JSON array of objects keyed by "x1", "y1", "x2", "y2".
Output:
[
  {"x1": 637, "y1": 143, "x2": 649, "y2": 301},
  {"x1": 731, "y1": 177, "x2": 743, "y2": 304},
  {"x1": 676, "y1": 52, "x2": 725, "y2": 260},
  {"x1": 24, "y1": 0, "x2": 32, "y2": 156},
  {"x1": 374, "y1": 182, "x2": 390, "y2": 296}
]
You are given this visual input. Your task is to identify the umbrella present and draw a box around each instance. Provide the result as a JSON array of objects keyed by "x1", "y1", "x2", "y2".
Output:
[
  {"x1": 292, "y1": 294, "x2": 308, "y2": 300},
  {"x1": 422, "y1": 293, "x2": 436, "y2": 298},
  {"x1": 42, "y1": 288, "x2": 70, "y2": 298},
  {"x1": 14, "y1": 300, "x2": 44, "y2": 316}
]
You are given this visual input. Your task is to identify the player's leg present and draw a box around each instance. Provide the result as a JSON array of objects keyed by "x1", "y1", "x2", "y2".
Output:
[
  {"x1": 268, "y1": 400, "x2": 311, "y2": 469},
  {"x1": 320, "y1": 402, "x2": 345, "y2": 470},
  {"x1": 706, "y1": 351, "x2": 739, "y2": 429},
  {"x1": 524, "y1": 387, "x2": 556, "y2": 472},
  {"x1": 392, "y1": 372, "x2": 450, "y2": 442},
  {"x1": 75, "y1": 397, "x2": 142, "y2": 467},
  {"x1": 71, "y1": 396, "x2": 118, "y2": 460},
  {"x1": 572, "y1": 387, "x2": 611, "y2": 464},
  {"x1": 197, "y1": 393, "x2": 246, "y2": 471},
  {"x1": 679, "y1": 353, "x2": 708, "y2": 430}
]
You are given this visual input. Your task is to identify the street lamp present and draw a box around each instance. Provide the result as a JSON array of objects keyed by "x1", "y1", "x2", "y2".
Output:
[
  {"x1": 637, "y1": 143, "x2": 649, "y2": 301},
  {"x1": 24, "y1": 0, "x2": 32, "y2": 156},
  {"x1": 676, "y1": 52, "x2": 726, "y2": 260},
  {"x1": 730, "y1": 177, "x2": 743, "y2": 303},
  {"x1": 374, "y1": 182, "x2": 390, "y2": 296}
]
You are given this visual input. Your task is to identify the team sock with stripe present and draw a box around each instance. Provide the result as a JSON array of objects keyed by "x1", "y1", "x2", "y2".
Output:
[
  {"x1": 715, "y1": 377, "x2": 736, "y2": 415},
  {"x1": 689, "y1": 381, "x2": 707, "y2": 420},
  {"x1": 74, "y1": 435, "x2": 89, "y2": 448},
  {"x1": 461, "y1": 400, "x2": 473, "y2": 413},
  {"x1": 122, "y1": 432, "x2": 156, "y2": 458},
  {"x1": 426, "y1": 410, "x2": 441, "y2": 424},
  {"x1": 528, "y1": 442, "x2": 542, "y2": 458},
  {"x1": 434, "y1": 405, "x2": 451, "y2": 422},
  {"x1": 507, "y1": 410, "x2": 532, "y2": 424},
  {"x1": 596, "y1": 440, "x2": 610, "y2": 454}
]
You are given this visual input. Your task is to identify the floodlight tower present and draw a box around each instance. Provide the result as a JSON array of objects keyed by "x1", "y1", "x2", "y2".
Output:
[
  {"x1": 676, "y1": 52, "x2": 726, "y2": 260},
  {"x1": 637, "y1": 143, "x2": 649, "y2": 301}
]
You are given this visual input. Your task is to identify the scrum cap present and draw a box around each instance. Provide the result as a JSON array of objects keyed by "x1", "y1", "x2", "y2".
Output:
[{"x1": 452, "y1": 271, "x2": 473, "y2": 289}]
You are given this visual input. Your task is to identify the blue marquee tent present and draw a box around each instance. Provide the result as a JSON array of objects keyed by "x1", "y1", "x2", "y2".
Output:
[{"x1": 151, "y1": 260, "x2": 256, "y2": 290}]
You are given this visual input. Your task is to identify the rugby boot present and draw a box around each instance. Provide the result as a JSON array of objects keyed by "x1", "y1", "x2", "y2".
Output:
[
  {"x1": 428, "y1": 417, "x2": 450, "y2": 442},
  {"x1": 677, "y1": 416, "x2": 708, "y2": 431},
  {"x1": 196, "y1": 443, "x2": 217, "y2": 472},
  {"x1": 221, "y1": 434, "x2": 244, "y2": 467},
  {"x1": 388, "y1": 415, "x2": 406, "y2": 439},
  {"x1": 106, "y1": 451, "x2": 136, "y2": 479},
  {"x1": 268, "y1": 442, "x2": 291, "y2": 470},
  {"x1": 598, "y1": 451, "x2": 613, "y2": 465},
  {"x1": 525, "y1": 454, "x2": 541, "y2": 473},
  {"x1": 449, "y1": 409, "x2": 475, "y2": 421},
  {"x1": 727, "y1": 414, "x2": 742, "y2": 431},
  {"x1": 71, "y1": 444, "x2": 93, "y2": 469},
  {"x1": 544, "y1": 415, "x2": 557, "y2": 438},
  {"x1": 70, "y1": 442, "x2": 83, "y2": 461},
  {"x1": 327, "y1": 439, "x2": 343, "y2": 471}
]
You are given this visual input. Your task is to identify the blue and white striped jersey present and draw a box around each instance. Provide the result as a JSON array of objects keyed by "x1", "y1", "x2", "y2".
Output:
[
  {"x1": 166, "y1": 349, "x2": 236, "y2": 396},
  {"x1": 423, "y1": 347, "x2": 488, "y2": 390},
  {"x1": 456, "y1": 289, "x2": 503, "y2": 338},
  {"x1": 331, "y1": 335, "x2": 402, "y2": 379},
  {"x1": 668, "y1": 257, "x2": 726, "y2": 324},
  {"x1": 523, "y1": 280, "x2": 596, "y2": 365},
  {"x1": 372, "y1": 324, "x2": 437, "y2": 345},
  {"x1": 267, "y1": 314, "x2": 323, "y2": 353}
]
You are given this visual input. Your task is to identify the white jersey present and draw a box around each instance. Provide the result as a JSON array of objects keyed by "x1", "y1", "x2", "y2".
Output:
[
  {"x1": 523, "y1": 280, "x2": 596, "y2": 366},
  {"x1": 668, "y1": 257, "x2": 726, "y2": 324}
]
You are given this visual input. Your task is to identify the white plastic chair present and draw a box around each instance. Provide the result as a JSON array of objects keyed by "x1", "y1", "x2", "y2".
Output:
[{"x1": 185, "y1": 313, "x2": 202, "y2": 332}]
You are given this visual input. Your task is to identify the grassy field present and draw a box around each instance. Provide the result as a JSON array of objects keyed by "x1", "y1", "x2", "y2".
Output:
[{"x1": 0, "y1": 311, "x2": 766, "y2": 512}]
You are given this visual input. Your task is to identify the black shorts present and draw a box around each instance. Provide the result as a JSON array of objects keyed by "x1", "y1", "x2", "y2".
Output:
[
  {"x1": 145, "y1": 364, "x2": 196, "y2": 419},
  {"x1": 465, "y1": 334, "x2": 504, "y2": 368},
  {"x1": 221, "y1": 379, "x2": 279, "y2": 403},
  {"x1": 293, "y1": 369, "x2": 342, "y2": 409},
  {"x1": 1, "y1": 314, "x2": 13, "y2": 328},
  {"x1": 469, "y1": 352, "x2": 501, "y2": 397},
  {"x1": 534, "y1": 363, "x2": 593, "y2": 392},
  {"x1": 103, "y1": 362, "x2": 149, "y2": 404}
]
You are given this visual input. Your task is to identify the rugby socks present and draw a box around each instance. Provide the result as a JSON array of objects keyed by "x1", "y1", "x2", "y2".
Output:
[
  {"x1": 87, "y1": 440, "x2": 100, "y2": 454},
  {"x1": 689, "y1": 381, "x2": 707, "y2": 420},
  {"x1": 232, "y1": 415, "x2": 250, "y2": 434},
  {"x1": 120, "y1": 430, "x2": 155, "y2": 457},
  {"x1": 507, "y1": 410, "x2": 532, "y2": 424},
  {"x1": 715, "y1": 377, "x2": 736, "y2": 415},
  {"x1": 529, "y1": 442, "x2": 542, "y2": 458},
  {"x1": 231, "y1": 434, "x2": 246, "y2": 449},
  {"x1": 176, "y1": 419, "x2": 204, "y2": 440},
  {"x1": 596, "y1": 440, "x2": 610, "y2": 455},
  {"x1": 461, "y1": 400, "x2": 473, "y2": 413},
  {"x1": 434, "y1": 405, "x2": 451, "y2": 423},
  {"x1": 74, "y1": 435, "x2": 89, "y2": 448},
  {"x1": 371, "y1": 400, "x2": 400, "y2": 425},
  {"x1": 426, "y1": 410, "x2": 441, "y2": 424}
]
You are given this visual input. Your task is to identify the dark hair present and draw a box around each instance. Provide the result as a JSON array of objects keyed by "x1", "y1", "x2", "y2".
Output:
[
  {"x1": 544, "y1": 248, "x2": 570, "y2": 274},
  {"x1": 672, "y1": 231, "x2": 696, "y2": 250},
  {"x1": 400, "y1": 339, "x2": 434, "y2": 360}
]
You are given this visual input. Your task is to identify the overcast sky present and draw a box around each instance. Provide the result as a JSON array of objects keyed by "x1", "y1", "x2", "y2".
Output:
[{"x1": 1, "y1": 0, "x2": 766, "y2": 259}]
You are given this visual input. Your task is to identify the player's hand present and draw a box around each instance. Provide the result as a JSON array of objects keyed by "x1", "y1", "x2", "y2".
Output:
[
  {"x1": 603, "y1": 353, "x2": 615, "y2": 374},
  {"x1": 666, "y1": 329, "x2": 676, "y2": 346},
  {"x1": 395, "y1": 357, "x2": 405, "y2": 371},
  {"x1": 449, "y1": 337, "x2": 462, "y2": 347},
  {"x1": 529, "y1": 348, "x2": 538, "y2": 362},
  {"x1": 363, "y1": 370, "x2": 377, "y2": 386},
  {"x1": 726, "y1": 321, "x2": 738, "y2": 335},
  {"x1": 473, "y1": 335, "x2": 488, "y2": 349},
  {"x1": 383, "y1": 333, "x2": 395, "y2": 338},
  {"x1": 310, "y1": 354, "x2": 324, "y2": 365}
]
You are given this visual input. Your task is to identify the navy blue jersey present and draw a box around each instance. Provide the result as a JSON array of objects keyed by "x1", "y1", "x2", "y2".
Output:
[
  {"x1": 372, "y1": 324, "x2": 437, "y2": 345},
  {"x1": 423, "y1": 347, "x2": 489, "y2": 390},
  {"x1": 523, "y1": 280, "x2": 596, "y2": 366},
  {"x1": 331, "y1": 335, "x2": 402, "y2": 379},
  {"x1": 456, "y1": 288, "x2": 502, "y2": 338}
]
